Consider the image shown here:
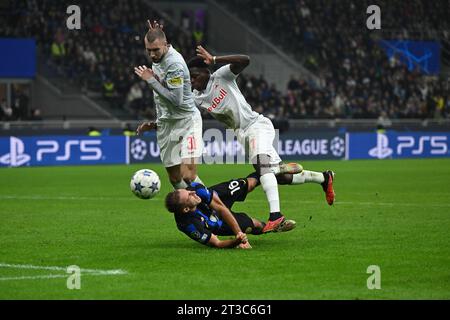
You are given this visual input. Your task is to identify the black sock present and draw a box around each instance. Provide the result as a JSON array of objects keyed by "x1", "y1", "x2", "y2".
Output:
[
  {"x1": 321, "y1": 172, "x2": 328, "y2": 187},
  {"x1": 252, "y1": 221, "x2": 266, "y2": 235},
  {"x1": 269, "y1": 211, "x2": 283, "y2": 221}
]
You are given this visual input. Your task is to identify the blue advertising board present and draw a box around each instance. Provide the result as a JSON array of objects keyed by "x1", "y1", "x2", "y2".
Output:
[
  {"x1": 348, "y1": 131, "x2": 450, "y2": 160},
  {"x1": 0, "y1": 136, "x2": 126, "y2": 167},
  {"x1": 2, "y1": 131, "x2": 449, "y2": 168},
  {"x1": 0, "y1": 39, "x2": 36, "y2": 78}
]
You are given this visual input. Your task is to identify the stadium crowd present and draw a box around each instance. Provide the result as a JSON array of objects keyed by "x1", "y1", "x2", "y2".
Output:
[
  {"x1": 225, "y1": 0, "x2": 450, "y2": 120},
  {"x1": 0, "y1": 0, "x2": 449, "y2": 121},
  {"x1": 0, "y1": 0, "x2": 204, "y2": 120}
]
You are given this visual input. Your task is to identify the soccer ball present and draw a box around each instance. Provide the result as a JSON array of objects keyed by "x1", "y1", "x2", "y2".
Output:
[{"x1": 130, "y1": 169, "x2": 161, "y2": 199}]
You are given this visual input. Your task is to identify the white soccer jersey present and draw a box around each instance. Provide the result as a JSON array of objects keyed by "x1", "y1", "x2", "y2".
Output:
[
  {"x1": 193, "y1": 64, "x2": 259, "y2": 130},
  {"x1": 151, "y1": 45, "x2": 199, "y2": 121}
]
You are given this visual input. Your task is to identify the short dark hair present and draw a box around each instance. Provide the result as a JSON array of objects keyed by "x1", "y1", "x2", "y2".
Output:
[
  {"x1": 165, "y1": 190, "x2": 183, "y2": 214},
  {"x1": 187, "y1": 56, "x2": 209, "y2": 70},
  {"x1": 145, "y1": 29, "x2": 166, "y2": 43}
]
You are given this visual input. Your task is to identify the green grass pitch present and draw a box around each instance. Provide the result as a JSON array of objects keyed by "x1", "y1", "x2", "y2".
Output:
[{"x1": 0, "y1": 159, "x2": 449, "y2": 299}]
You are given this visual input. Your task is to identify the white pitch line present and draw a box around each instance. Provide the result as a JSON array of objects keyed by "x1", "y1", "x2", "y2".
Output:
[
  {"x1": 0, "y1": 274, "x2": 69, "y2": 281},
  {"x1": 0, "y1": 271, "x2": 124, "y2": 282},
  {"x1": 0, "y1": 195, "x2": 134, "y2": 201},
  {"x1": 0, "y1": 263, "x2": 127, "y2": 276}
]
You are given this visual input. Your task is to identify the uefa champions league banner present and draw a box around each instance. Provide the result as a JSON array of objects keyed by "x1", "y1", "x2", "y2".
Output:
[
  {"x1": 348, "y1": 131, "x2": 450, "y2": 159},
  {"x1": 0, "y1": 136, "x2": 126, "y2": 167},
  {"x1": 128, "y1": 132, "x2": 347, "y2": 164}
]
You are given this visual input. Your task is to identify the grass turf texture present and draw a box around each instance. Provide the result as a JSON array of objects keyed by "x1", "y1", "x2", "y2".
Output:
[{"x1": 0, "y1": 159, "x2": 449, "y2": 299}]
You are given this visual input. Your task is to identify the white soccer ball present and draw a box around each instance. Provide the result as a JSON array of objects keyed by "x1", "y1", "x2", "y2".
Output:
[{"x1": 130, "y1": 169, "x2": 161, "y2": 199}]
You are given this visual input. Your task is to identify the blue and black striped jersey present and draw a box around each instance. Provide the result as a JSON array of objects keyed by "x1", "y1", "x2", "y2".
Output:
[{"x1": 174, "y1": 182, "x2": 223, "y2": 245}]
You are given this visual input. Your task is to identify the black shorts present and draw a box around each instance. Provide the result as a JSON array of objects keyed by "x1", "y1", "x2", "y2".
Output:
[
  {"x1": 216, "y1": 212, "x2": 256, "y2": 236},
  {"x1": 210, "y1": 178, "x2": 256, "y2": 235},
  {"x1": 210, "y1": 178, "x2": 250, "y2": 209}
]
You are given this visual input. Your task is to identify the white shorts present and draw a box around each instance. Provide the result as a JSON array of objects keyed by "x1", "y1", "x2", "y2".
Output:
[
  {"x1": 157, "y1": 113, "x2": 203, "y2": 167},
  {"x1": 237, "y1": 115, "x2": 282, "y2": 165}
]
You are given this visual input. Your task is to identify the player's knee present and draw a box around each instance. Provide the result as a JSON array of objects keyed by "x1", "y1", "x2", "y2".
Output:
[
  {"x1": 168, "y1": 172, "x2": 183, "y2": 184},
  {"x1": 247, "y1": 177, "x2": 258, "y2": 192},
  {"x1": 181, "y1": 164, "x2": 197, "y2": 183},
  {"x1": 182, "y1": 174, "x2": 194, "y2": 184},
  {"x1": 253, "y1": 154, "x2": 274, "y2": 176},
  {"x1": 276, "y1": 174, "x2": 293, "y2": 185}
]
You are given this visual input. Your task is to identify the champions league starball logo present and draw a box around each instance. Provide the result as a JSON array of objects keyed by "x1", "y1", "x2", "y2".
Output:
[
  {"x1": 130, "y1": 139, "x2": 148, "y2": 160},
  {"x1": 330, "y1": 137, "x2": 345, "y2": 157}
]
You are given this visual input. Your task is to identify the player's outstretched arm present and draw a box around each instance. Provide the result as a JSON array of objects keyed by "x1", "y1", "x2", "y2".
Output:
[
  {"x1": 209, "y1": 192, "x2": 247, "y2": 242},
  {"x1": 196, "y1": 45, "x2": 250, "y2": 75},
  {"x1": 134, "y1": 65, "x2": 184, "y2": 107},
  {"x1": 136, "y1": 121, "x2": 157, "y2": 135}
]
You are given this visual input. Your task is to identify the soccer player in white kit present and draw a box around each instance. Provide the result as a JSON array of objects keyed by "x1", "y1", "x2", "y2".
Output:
[
  {"x1": 188, "y1": 46, "x2": 335, "y2": 232},
  {"x1": 134, "y1": 21, "x2": 205, "y2": 190}
]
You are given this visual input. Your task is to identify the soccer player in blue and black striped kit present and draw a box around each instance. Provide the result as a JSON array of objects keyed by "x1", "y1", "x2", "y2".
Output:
[{"x1": 164, "y1": 173, "x2": 296, "y2": 249}]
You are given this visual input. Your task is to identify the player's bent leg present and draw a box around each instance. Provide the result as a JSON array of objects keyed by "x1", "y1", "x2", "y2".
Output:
[
  {"x1": 166, "y1": 165, "x2": 188, "y2": 189},
  {"x1": 181, "y1": 157, "x2": 204, "y2": 185},
  {"x1": 249, "y1": 218, "x2": 265, "y2": 235},
  {"x1": 276, "y1": 173, "x2": 294, "y2": 185},
  {"x1": 217, "y1": 212, "x2": 258, "y2": 237},
  {"x1": 253, "y1": 154, "x2": 286, "y2": 233},
  {"x1": 245, "y1": 172, "x2": 260, "y2": 193},
  {"x1": 279, "y1": 163, "x2": 303, "y2": 175},
  {"x1": 288, "y1": 170, "x2": 336, "y2": 205}
]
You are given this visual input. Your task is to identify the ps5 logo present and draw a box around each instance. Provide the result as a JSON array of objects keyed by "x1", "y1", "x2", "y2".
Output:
[
  {"x1": 369, "y1": 134, "x2": 448, "y2": 159},
  {"x1": 369, "y1": 133, "x2": 393, "y2": 159},
  {"x1": 0, "y1": 137, "x2": 31, "y2": 167},
  {"x1": 397, "y1": 136, "x2": 447, "y2": 155},
  {"x1": 36, "y1": 140, "x2": 102, "y2": 161}
]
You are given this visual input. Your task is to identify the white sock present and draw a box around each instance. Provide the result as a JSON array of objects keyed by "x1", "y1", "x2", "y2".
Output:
[
  {"x1": 172, "y1": 179, "x2": 188, "y2": 189},
  {"x1": 193, "y1": 175, "x2": 205, "y2": 185},
  {"x1": 260, "y1": 172, "x2": 280, "y2": 213},
  {"x1": 291, "y1": 170, "x2": 324, "y2": 184}
]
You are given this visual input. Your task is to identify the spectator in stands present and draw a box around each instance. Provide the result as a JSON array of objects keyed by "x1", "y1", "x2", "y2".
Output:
[
  {"x1": 376, "y1": 111, "x2": 392, "y2": 133},
  {"x1": 125, "y1": 82, "x2": 144, "y2": 114},
  {"x1": 122, "y1": 123, "x2": 136, "y2": 136},
  {"x1": 30, "y1": 108, "x2": 43, "y2": 121},
  {"x1": 82, "y1": 45, "x2": 97, "y2": 66},
  {"x1": 102, "y1": 78, "x2": 117, "y2": 108},
  {"x1": 88, "y1": 127, "x2": 101, "y2": 136},
  {"x1": 0, "y1": 99, "x2": 13, "y2": 121}
]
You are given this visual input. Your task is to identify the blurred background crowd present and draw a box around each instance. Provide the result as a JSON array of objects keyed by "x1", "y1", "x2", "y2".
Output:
[{"x1": 0, "y1": 0, "x2": 448, "y2": 123}]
